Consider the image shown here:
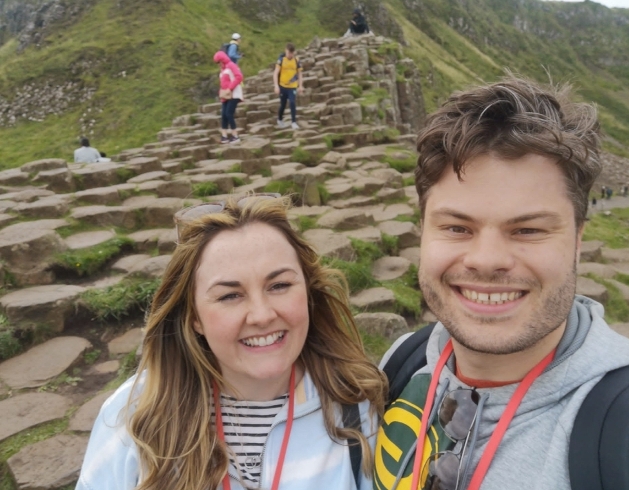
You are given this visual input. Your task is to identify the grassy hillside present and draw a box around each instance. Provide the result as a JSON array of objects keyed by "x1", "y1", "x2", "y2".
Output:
[{"x1": 1, "y1": 0, "x2": 629, "y2": 167}]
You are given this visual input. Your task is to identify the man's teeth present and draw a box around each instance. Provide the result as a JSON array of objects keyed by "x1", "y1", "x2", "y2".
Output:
[
  {"x1": 241, "y1": 331, "x2": 285, "y2": 347},
  {"x1": 460, "y1": 288, "x2": 523, "y2": 305}
]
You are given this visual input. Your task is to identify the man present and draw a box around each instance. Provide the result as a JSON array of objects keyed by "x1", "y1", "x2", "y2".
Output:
[
  {"x1": 274, "y1": 42, "x2": 303, "y2": 130},
  {"x1": 374, "y1": 76, "x2": 629, "y2": 490},
  {"x1": 74, "y1": 137, "x2": 101, "y2": 163},
  {"x1": 226, "y1": 33, "x2": 242, "y2": 65}
]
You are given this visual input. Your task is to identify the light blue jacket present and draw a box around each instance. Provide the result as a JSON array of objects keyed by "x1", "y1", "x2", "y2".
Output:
[
  {"x1": 227, "y1": 42, "x2": 241, "y2": 64},
  {"x1": 76, "y1": 371, "x2": 377, "y2": 489}
]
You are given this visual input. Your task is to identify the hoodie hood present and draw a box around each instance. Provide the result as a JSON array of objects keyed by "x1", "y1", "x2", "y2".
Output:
[{"x1": 213, "y1": 50, "x2": 230, "y2": 65}]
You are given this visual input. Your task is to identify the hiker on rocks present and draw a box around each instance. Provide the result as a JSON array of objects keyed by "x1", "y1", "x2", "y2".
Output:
[
  {"x1": 224, "y1": 33, "x2": 243, "y2": 64},
  {"x1": 374, "y1": 76, "x2": 629, "y2": 490},
  {"x1": 601, "y1": 185, "x2": 606, "y2": 199},
  {"x1": 274, "y1": 43, "x2": 303, "y2": 130},
  {"x1": 214, "y1": 50, "x2": 244, "y2": 144},
  {"x1": 345, "y1": 8, "x2": 370, "y2": 36},
  {"x1": 606, "y1": 186, "x2": 613, "y2": 199},
  {"x1": 76, "y1": 195, "x2": 386, "y2": 490},
  {"x1": 73, "y1": 137, "x2": 101, "y2": 163}
]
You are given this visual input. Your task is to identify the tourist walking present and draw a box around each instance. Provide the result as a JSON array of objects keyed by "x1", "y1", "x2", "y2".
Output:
[
  {"x1": 214, "y1": 50, "x2": 243, "y2": 144},
  {"x1": 274, "y1": 43, "x2": 303, "y2": 130},
  {"x1": 223, "y1": 33, "x2": 242, "y2": 65}
]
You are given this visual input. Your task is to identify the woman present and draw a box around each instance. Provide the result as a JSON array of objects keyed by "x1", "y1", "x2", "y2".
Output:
[
  {"x1": 77, "y1": 194, "x2": 387, "y2": 490},
  {"x1": 215, "y1": 50, "x2": 244, "y2": 144}
]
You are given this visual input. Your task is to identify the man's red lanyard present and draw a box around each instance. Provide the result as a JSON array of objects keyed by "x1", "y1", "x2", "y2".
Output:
[
  {"x1": 213, "y1": 365, "x2": 296, "y2": 490},
  {"x1": 409, "y1": 340, "x2": 556, "y2": 490}
]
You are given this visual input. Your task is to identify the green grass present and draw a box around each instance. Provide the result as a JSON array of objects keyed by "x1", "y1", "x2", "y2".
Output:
[
  {"x1": 84, "y1": 348, "x2": 102, "y2": 365},
  {"x1": 323, "y1": 133, "x2": 346, "y2": 150},
  {"x1": 297, "y1": 216, "x2": 318, "y2": 233},
  {"x1": 381, "y1": 233, "x2": 400, "y2": 256},
  {"x1": 104, "y1": 349, "x2": 140, "y2": 391},
  {"x1": 588, "y1": 275, "x2": 629, "y2": 324},
  {"x1": 291, "y1": 147, "x2": 316, "y2": 166},
  {"x1": 263, "y1": 180, "x2": 303, "y2": 197},
  {"x1": 54, "y1": 237, "x2": 134, "y2": 277},
  {"x1": 81, "y1": 277, "x2": 161, "y2": 321},
  {"x1": 0, "y1": 314, "x2": 21, "y2": 362},
  {"x1": 383, "y1": 153, "x2": 416, "y2": 173},
  {"x1": 403, "y1": 176, "x2": 415, "y2": 187},
  {"x1": 583, "y1": 208, "x2": 629, "y2": 248},
  {"x1": 192, "y1": 181, "x2": 220, "y2": 198},
  {"x1": 349, "y1": 84, "x2": 363, "y2": 99},
  {"x1": 360, "y1": 330, "x2": 393, "y2": 363}
]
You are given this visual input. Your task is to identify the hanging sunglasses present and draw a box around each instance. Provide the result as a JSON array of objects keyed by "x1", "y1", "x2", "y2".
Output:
[
  {"x1": 422, "y1": 388, "x2": 481, "y2": 490},
  {"x1": 173, "y1": 192, "x2": 281, "y2": 240}
]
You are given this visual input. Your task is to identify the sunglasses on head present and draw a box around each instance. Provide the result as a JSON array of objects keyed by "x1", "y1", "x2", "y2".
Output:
[
  {"x1": 423, "y1": 388, "x2": 481, "y2": 490},
  {"x1": 173, "y1": 193, "x2": 282, "y2": 240}
]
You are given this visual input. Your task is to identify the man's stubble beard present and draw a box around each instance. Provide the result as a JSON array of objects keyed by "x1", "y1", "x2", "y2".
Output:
[{"x1": 419, "y1": 263, "x2": 577, "y2": 355}]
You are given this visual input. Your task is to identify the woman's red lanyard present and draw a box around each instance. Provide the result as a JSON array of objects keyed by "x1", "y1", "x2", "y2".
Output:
[
  {"x1": 409, "y1": 340, "x2": 556, "y2": 490},
  {"x1": 213, "y1": 365, "x2": 296, "y2": 490}
]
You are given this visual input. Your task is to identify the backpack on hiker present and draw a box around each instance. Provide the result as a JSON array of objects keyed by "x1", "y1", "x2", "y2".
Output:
[{"x1": 382, "y1": 323, "x2": 629, "y2": 490}]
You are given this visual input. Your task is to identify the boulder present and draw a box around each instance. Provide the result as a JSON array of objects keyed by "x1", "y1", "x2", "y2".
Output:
[
  {"x1": 317, "y1": 208, "x2": 375, "y2": 230},
  {"x1": 69, "y1": 390, "x2": 114, "y2": 432},
  {"x1": 0, "y1": 168, "x2": 29, "y2": 186},
  {"x1": 71, "y1": 205, "x2": 137, "y2": 229},
  {"x1": 32, "y1": 167, "x2": 75, "y2": 193},
  {"x1": 350, "y1": 287, "x2": 397, "y2": 311},
  {"x1": 579, "y1": 240, "x2": 604, "y2": 263},
  {"x1": 156, "y1": 178, "x2": 192, "y2": 198},
  {"x1": 323, "y1": 56, "x2": 345, "y2": 80},
  {"x1": 378, "y1": 220, "x2": 421, "y2": 248},
  {"x1": 0, "y1": 336, "x2": 91, "y2": 389},
  {"x1": 72, "y1": 162, "x2": 123, "y2": 189},
  {"x1": 8, "y1": 434, "x2": 89, "y2": 489},
  {"x1": 112, "y1": 254, "x2": 151, "y2": 273},
  {"x1": 139, "y1": 198, "x2": 183, "y2": 228},
  {"x1": 0, "y1": 393, "x2": 71, "y2": 442},
  {"x1": 127, "y1": 255, "x2": 172, "y2": 279},
  {"x1": 399, "y1": 247, "x2": 421, "y2": 267},
  {"x1": 74, "y1": 186, "x2": 122, "y2": 205},
  {"x1": 125, "y1": 156, "x2": 163, "y2": 175},
  {"x1": 0, "y1": 285, "x2": 85, "y2": 332},
  {"x1": 576, "y1": 277, "x2": 608, "y2": 304},
  {"x1": 302, "y1": 228, "x2": 355, "y2": 261},
  {"x1": 372, "y1": 256, "x2": 412, "y2": 281},
  {"x1": 21, "y1": 158, "x2": 67, "y2": 173},
  {"x1": 354, "y1": 312, "x2": 408, "y2": 339}
]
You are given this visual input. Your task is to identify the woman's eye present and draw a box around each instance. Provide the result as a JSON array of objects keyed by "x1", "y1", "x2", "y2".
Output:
[
  {"x1": 270, "y1": 282, "x2": 291, "y2": 291},
  {"x1": 218, "y1": 293, "x2": 240, "y2": 302}
]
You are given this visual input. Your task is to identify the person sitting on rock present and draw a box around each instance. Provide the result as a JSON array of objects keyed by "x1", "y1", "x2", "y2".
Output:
[
  {"x1": 74, "y1": 137, "x2": 101, "y2": 164},
  {"x1": 347, "y1": 9, "x2": 370, "y2": 36},
  {"x1": 76, "y1": 195, "x2": 387, "y2": 490}
]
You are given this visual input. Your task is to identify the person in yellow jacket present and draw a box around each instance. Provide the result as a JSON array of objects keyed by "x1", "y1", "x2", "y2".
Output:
[{"x1": 273, "y1": 43, "x2": 303, "y2": 130}]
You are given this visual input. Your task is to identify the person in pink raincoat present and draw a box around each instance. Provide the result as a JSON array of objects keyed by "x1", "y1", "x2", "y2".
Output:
[{"x1": 214, "y1": 50, "x2": 244, "y2": 144}]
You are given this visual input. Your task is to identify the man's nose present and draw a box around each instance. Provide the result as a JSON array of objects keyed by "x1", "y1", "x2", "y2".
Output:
[{"x1": 461, "y1": 229, "x2": 515, "y2": 275}]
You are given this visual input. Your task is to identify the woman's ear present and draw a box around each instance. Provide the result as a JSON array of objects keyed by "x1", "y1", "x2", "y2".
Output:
[{"x1": 193, "y1": 319, "x2": 204, "y2": 336}]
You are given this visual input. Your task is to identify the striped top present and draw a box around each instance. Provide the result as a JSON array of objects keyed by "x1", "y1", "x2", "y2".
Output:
[{"x1": 218, "y1": 393, "x2": 289, "y2": 487}]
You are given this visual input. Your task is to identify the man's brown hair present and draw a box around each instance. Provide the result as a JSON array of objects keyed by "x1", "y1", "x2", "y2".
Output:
[
  {"x1": 286, "y1": 42, "x2": 296, "y2": 53},
  {"x1": 415, "y1": 75, "x2": 602, "y2": 225}
]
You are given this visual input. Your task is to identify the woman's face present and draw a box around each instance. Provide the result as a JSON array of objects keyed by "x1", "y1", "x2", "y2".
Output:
[{"x1": 193, "y1": 222, "x2": 310, "y2": 400}]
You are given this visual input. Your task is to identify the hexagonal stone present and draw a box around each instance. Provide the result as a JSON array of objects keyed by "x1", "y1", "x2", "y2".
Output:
[
  {"x1": 72, "y1": 163, "x2": 123, "y2": 189},
  {"x1": 125, "y1": 156, "x2": 162, "y2": 175},
  {"x1": 372, "y1": 203, "x2": 415, "y2": 222},
  {"x1": 108, "y1": 328, "x2": 143, "y2": 355},
  {"x1": 378, "y1": 220, "x2": 421, "y2": 248},
  {"x1": 158, "y1": 228, "x2": 177, "y2": 253},
  {"x1": 65, "y1": 230, "x2": 116, "y2": 250},
  {"x1": 302, "y1": 228, "x2": 355, "y2": 261},
  {"x1": 74, "y1": 186, "x2": 122, "y2": 205},
  {"x1": 577, "y1": 262, "x2": 616, "y2": 279},
  {"x1": 2, "y1": 188, "x2": 55, "y2": 202},
  {"x1": 288, "y1": 206, "x2": 332, "y2": 219},
  {"x1": 0, "y1": 393, "x2": 71, "y2": 442},
  {"x1": 0, "y1": 285, "x2": 86, "y2": 332},
  {"x1": 350, "y1": 287, "x2": 396, "y2": 311},
  {"x1": 0, "y1": 168, "x2": 29, "y2": 186},
  {"x1": 13, "y1": 197, "x2": 70, "y2": 219},
  {"x1": 317, "y1": 208, "x2": 375, "y2": 230},
  {"x1": 127, "y1": 170, "x2": 171, "y2": 184},
  {"x1": 127, "y1": 255, "x2": 172, "y2": 279},
  {"x1": 0, "y1": 336, "x2": 91, "y2": 389},
  {"x1": 399, "y1": 247, "x2": 421, "y2": 267},
  {"x1": 220, "y1": 137, "x2": 272, "y2": 160},
  {"x1": 576, "y1": 277, "x2": 608, "y2": 304},
  {"x1": 354, "y1": 312, "x2": 408, "y2": 339},
  {"x1": 341, "y1": 226, "x2": 382, "y2": 244},
  {"x1": 69, "y1": 390, "x2": 114, "y2": 432},
  {"x1": 71, "y1": 205, "x2": 137, "y2": 229},
  {"x1": 329, "y1": 196, "x2": 378, "y2": 209},
  {"x1": 143, "y1": 198, "x2": 183, "y2": 227},
  {"x1": 21, "y1": 158, "x2": 67, "y2": 173},
  {"x1": 88, "y1": 360, "x2": 120, "y2": 375},
  {"x1": 607, "y1": 279, "x2": 629, "y2": 302},
  {"x1": 372, "y1": 256, "x2": 412, "y2": 281},
  {"x1": 112, "y1": 254, "x2": 151, "y2": 273},
  {"x1": 601, "y1": 248, "x2": 629, "y2": 263},
  {"x1": 579, "y1": 240, "x2": 604, "y2": 263},
  {"x1": 32, "y1": 168, "x2": 75, "y2": 193},
  {"x1": 8, "y1": 434, "x2": 88, "y2": 489},
  {"x1": 156, "y1": 179, "x2": 192, "y2": 198}
]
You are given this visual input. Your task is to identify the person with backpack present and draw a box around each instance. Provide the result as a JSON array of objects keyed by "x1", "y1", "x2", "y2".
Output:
[
  {"x1": 214, "y1": 50, "x2": 244, "y2": 144},
  {"x1": 347, "y1": 8, "x2": 370, "y2": 36},
  {"x1": 274, "y1": 43, "x2": 303, "y2": 130},
  {"x1": 373, "y1": 75, "x2": 629, "y2": 490},
  {"x1": 222, "y1": 33, "x2": 242, "y2": 65}
]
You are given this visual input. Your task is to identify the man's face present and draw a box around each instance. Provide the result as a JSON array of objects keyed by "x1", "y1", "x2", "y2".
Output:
[
  {"x1": 419, "y1": 153, "x2": 582, "y2": 355},
  {"x1": 285, "y1": 50, "x2": 294, "y2": 60}
]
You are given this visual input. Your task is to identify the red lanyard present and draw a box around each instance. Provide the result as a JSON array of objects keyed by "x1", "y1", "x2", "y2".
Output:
[
  {"x1": 410, "y1": 340, "x2": 556, "y2": 490},
  {"x1": 213, "y1": 366, "x2": 296, "y2": 490}
]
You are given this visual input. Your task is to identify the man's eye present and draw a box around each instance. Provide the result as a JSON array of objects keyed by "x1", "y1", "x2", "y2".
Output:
[
  {"x1": 516, "y1": 228, "x2": 541, "y2": 235},
  {"x1": 447, "y1": 226, "x2": 469, "y2": 234}
]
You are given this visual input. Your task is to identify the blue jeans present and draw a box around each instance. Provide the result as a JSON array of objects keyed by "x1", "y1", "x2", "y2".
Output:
[
  {"x1": 221, "y1": 99, "x2": 240, "y2": 130},
  {"x1": 278, "y1": 86, "x2": 297, "y2": 123}
]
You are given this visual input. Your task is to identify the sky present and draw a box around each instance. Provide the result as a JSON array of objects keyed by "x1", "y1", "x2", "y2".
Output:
[{"x1": 545, "y1": 0, "x2": 629, "y2": 7}]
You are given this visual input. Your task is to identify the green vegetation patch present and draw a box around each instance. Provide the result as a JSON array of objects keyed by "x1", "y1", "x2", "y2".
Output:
[
  {"x1": 104, "y1": 349, "x2": 140, "y2": 392},
  {"x1": 0, "y1": 314, "x2": 22, "y2": 362},
  {"x1": 360, "y1": 330, "x2": 393, "y2": 363},
  {"x1": 297, "y1": 216, "x2": 318, "y2": 233},
  {"x1": 583, "y1": 208, "x2": 629, "y2": 249},
  {"x1": 323, "y1": 133, "x2": 346, "y2": 150},
  {"x1": 291, "y1": 147, "x2": 318, "y2": 166},
  {"x1": 383, "y1": 153, "x2": 416, "y2": 173},
  {"x1": 81, "y1": 277, "x2": 161, "y2": 321},
  {"x1": 192, "y1": 181, "x2": 220, "y2": 198},
  {"x1": 54, "y1": 237, "x2": 134, "y2": 277},
  {"x1": 588, "y1": 275, "x2": 629, "y2": 324},
  {"x1": 349, "y1": 84, "x2": 363, "y2": 99}
]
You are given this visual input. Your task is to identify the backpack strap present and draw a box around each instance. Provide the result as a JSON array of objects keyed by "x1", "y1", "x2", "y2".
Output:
[
  {"x1": 383, "y1": 323, "x2": 437, "y2": 408},
  {"x1": 342, "y1": 403, "x2": 362, "y2": 488},
  {"x1": 569, "y1": 364, "x2": 629, "y2": 490}
]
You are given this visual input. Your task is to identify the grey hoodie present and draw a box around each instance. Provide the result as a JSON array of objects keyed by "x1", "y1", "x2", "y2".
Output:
[{"x1": 378, "y1": 296, "x2": 629, "y2": 490}]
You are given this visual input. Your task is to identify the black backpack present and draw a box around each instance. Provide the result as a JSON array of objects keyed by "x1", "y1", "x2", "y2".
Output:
[{"x1": 383, "y1": 323, "x2": 629, "y2": 490}]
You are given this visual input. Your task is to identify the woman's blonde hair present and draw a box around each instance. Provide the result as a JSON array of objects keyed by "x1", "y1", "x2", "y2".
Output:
[{"x1": 128, "y1": 196, "x2": 387, "y2": 490}]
